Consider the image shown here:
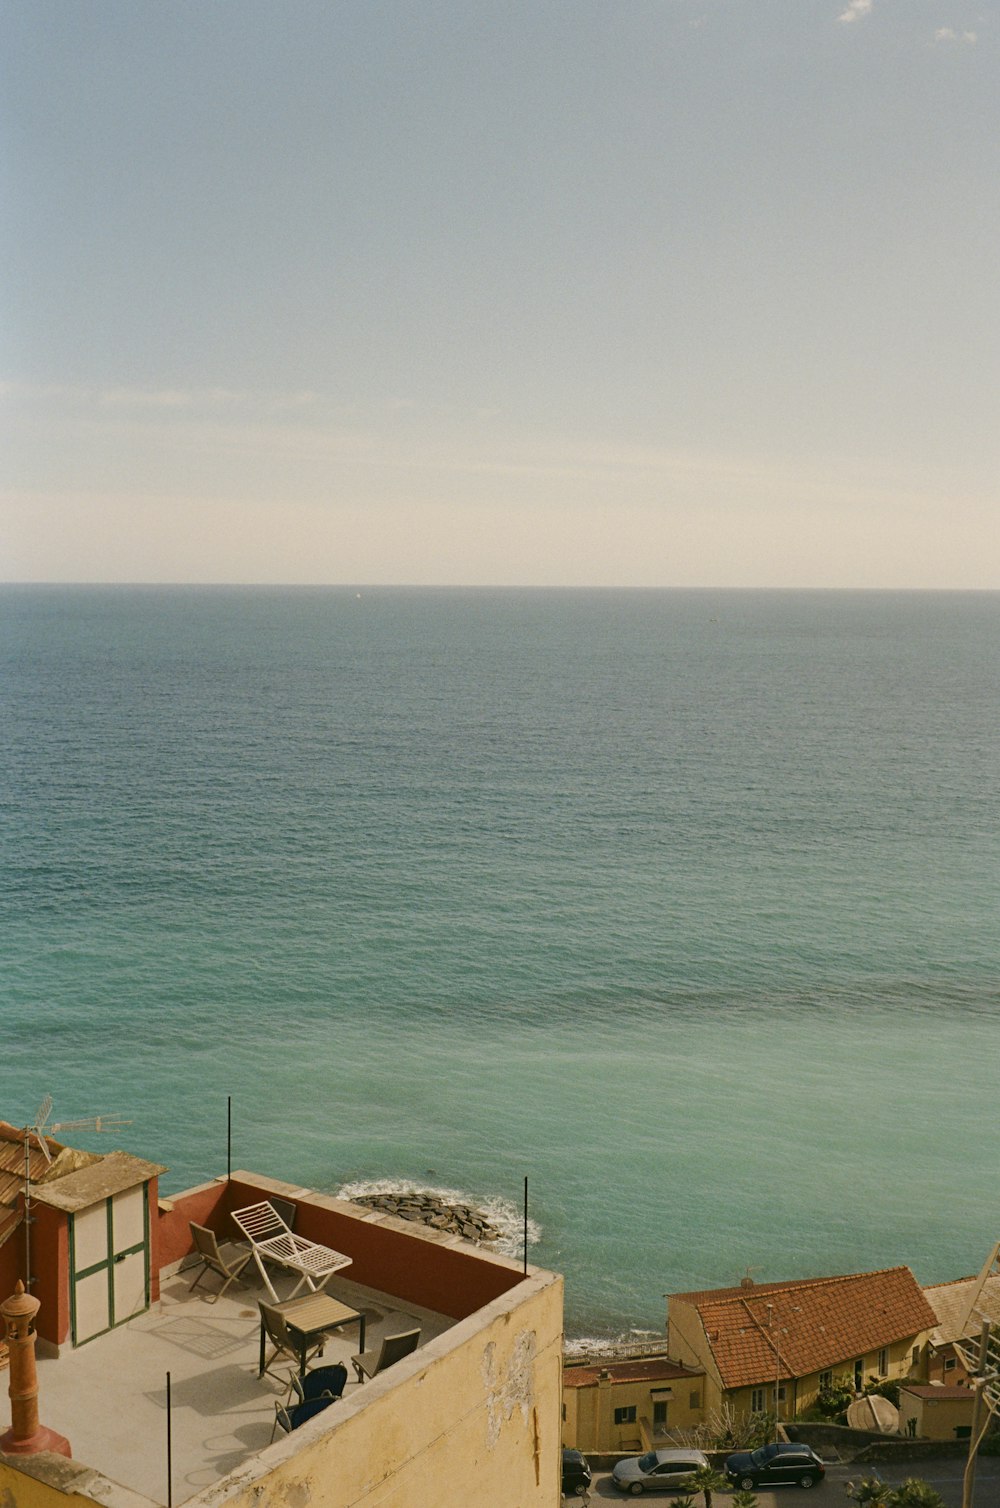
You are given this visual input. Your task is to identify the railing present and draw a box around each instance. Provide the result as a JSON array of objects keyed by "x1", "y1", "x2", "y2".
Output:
[{"x1": 566, "y1": 1338, "x2": 673, "y2": 1362}]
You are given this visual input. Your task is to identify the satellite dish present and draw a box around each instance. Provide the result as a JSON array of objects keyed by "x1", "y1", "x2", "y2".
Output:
[{"x1": 846, "y1": 1394, "x2": 899, "y2": 1434}]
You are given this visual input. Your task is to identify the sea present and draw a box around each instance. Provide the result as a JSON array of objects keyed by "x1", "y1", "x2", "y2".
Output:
[{"x1": 2, "y1": 586, "x2": 998, "y2": 1343}]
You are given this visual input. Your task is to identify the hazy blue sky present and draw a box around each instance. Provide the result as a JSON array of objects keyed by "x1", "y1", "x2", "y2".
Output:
[{"x1": 3, "y1": 1, "x2": 997, "y2": 585}]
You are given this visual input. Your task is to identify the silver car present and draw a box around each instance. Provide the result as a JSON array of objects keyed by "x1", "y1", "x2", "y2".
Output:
[{"x1": 612, "y1": 1448, "x2": 710, "y2": 1495}]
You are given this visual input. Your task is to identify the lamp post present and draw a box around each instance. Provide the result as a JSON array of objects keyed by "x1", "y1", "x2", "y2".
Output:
[{"x1": 767, "y1": 1303, "x2": 780, "y2": 1437}]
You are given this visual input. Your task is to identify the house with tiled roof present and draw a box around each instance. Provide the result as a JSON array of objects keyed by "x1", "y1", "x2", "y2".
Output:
[
  {"x1": 562, "y1": 1355, "x2": 706, "y2": 1454},
  {"x1": 666, "y1": 1268, "x2": 937, "y2": 1420},
  {"x1": 923, "y1": 1270, "x2": 1000, "y2": 1384}
]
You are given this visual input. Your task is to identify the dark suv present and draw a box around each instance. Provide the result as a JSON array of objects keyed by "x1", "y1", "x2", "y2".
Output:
[
  {"x1": 725, "y1": 1441, "x2": 825, "y2": 1490},
  {"x1": 562, "y1": 1449, "x2": 592, "y2": 1497}
]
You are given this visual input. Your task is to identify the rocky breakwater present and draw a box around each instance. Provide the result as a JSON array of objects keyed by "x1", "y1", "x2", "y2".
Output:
[{"x1": 352, "y1": 1190, "x2": 503, "y2": 1247}]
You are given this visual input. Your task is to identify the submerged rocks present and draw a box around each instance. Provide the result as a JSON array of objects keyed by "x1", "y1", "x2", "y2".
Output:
[{"x1": 351, "y1": 1190, "x2": 503, "y2": 1246}]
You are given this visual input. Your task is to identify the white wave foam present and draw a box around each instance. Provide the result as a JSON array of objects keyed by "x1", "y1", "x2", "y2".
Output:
[{"x1": 335, "y1": 1176, "x2": 541, "y2": 1256}]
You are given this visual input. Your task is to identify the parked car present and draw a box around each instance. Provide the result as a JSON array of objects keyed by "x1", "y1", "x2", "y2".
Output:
[
  {"x1": 612, "y1": 1447, "x2": 710, "y2": 1494},
  {"x1": 725, "y1": 1441, "x2": 826, "y2": 1490},
  {"x1": 562, "y1": 1449, "x2": 592, "y2": 1497}
]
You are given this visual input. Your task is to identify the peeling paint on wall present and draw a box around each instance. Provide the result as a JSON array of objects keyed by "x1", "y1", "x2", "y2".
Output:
[{"x1": 482, "y1": 1330, "x2": 537, "y2": 1448}]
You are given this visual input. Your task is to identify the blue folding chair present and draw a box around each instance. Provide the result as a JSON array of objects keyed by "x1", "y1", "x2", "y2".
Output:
[
  {"x1": 291, "y1": 1363, "x2": 348, "y2": 1406},
  {"x1": 271, "y1": 1393, "x2": 337, "y2": 1442}
]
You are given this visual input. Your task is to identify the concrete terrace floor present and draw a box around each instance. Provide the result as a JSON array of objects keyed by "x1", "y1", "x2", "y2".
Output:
[{"x1": 35, "y1": 1266, "x2": 453, "y2": 1506}]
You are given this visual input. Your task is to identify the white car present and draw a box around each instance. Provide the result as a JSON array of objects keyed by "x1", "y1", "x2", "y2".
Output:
[{"x1": 611, "y1": 1447, "x2": 710, "y2": 1495}]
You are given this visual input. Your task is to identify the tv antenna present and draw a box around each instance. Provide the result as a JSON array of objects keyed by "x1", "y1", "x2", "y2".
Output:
[
  {"x1": 29, "y1": 1095, "x2": 132, "y2": 1163},
  {"x1": 22, "y1": 1097, "x2": 133, "y2": 1289}
]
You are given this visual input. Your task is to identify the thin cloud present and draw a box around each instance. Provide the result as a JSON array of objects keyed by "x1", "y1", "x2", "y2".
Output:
[
  {"x1": 838, "y1": 0, "x2": 872, "y2": 22},
  {"x1": 934, "y1": 27, "x2": 977, "y2": 44},
  {"x1": 98, "y1": 386, "x2": 248, "y2": 410}
]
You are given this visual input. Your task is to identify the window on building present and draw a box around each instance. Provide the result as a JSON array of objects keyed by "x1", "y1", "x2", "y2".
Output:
[
  {"x1": 944, "y1": 1356, "x2": 957, "y2": 1372},
  {"x1": 912, "y1": 1345, "x2": 921, "y2": 1368},
  {"x1": 877, "y1": 1348, "x2": 889, "y2": 1376},
  {"x1": 614, "y1": 1406, "x2": 637, "y2": 1425},
  {"x1": 776, "y1": 1385, "x2": 786, "y2": 1403},
  {"x1": 751, "y1": 1388, "x2": 766, "y2": 1413},
  {"x1": 819, "y1": 1370, "x2": 833, "y2": 1390},
  {"x1": 653, "y1": 1401, "x2": 669, "y2": 1430},
  {"x1": 689, "y1": 1390, "x2": 700, "y2": 1409}
]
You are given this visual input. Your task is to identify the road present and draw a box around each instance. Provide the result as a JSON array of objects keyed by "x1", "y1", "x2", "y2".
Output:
[{"x1": 576, "y1": 1456, "x2": 1000, "y2": 1507}]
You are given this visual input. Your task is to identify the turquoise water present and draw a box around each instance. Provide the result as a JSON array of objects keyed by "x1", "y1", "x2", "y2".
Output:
[{"x1": 2, "y1": 586, "x2": 998, "y2": 1336}]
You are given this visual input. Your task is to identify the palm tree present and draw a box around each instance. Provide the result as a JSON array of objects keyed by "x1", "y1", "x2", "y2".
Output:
[
  {"x1": 885, "y1": 1481, "x2": 946, "y2": 1508},
  {"x1": 846, "y1": 1477, "x2": 946, "y2": 1508},
  {"x1": 681, "y1": 1464, "x2": 729, "y2": 1508},
  {"x1": 731, "y1": 1491, "x2": 760, "y2": 1508},
  {"x1": 845, "y1": 1478, "x2": 891, "y2": 1508}
]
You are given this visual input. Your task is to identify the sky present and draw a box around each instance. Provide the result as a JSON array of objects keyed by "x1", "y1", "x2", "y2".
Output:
[{"x1": 2, "y1": 0, "x2": 997, "y2": 587}]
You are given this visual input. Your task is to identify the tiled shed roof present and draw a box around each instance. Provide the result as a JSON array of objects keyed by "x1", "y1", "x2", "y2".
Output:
[
  {"x1": 902, "y1": 1384, "x2": 975, "y2": 1401},
  {"x1": 563, "y1": 1358, "x2": 703, "y2": 1389},
  {"x1": 670, "y1": 1268, "x2": 937, "y2": 1389}
]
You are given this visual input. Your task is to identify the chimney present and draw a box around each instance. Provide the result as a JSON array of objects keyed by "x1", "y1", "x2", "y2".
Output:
[
  {"x1": 740, "y1": 1275, "x2": 755, "y2": 1289},
  {"x1": 0, "y1": 1281, "x2": 71, "y2": 1458}
]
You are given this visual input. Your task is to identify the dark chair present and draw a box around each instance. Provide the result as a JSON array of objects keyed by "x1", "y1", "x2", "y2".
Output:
[
  {"x1": 291, "y1": 1363, "x2": 348, "y2": 1405},
  {"x1": 269, "y1": 1195, "x2": 297, "y2": 1229},
  {"x1": 259, "y1": 1301, "x2": 324, "y2": 1380},
  {"x1": 351, "y1": 1327, "x2": 420, "y2": 1384},
  {"x1": 270, "y1": 1393, "x2": 336, "y2": 1442},
  {"x1": 186, "y1": 1222, "x2": 252, "y2": 1302}
]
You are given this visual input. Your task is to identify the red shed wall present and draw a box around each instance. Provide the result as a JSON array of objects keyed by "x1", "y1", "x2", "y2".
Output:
[{"x1": 30, "y1": 1202, "x2": 70, "y2": 1346}]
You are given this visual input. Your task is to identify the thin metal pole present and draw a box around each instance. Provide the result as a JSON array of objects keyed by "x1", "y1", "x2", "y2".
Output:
[
  {"x1": 227, "y1": 1096, "x2": 231, "y2": 1182},
  {"x1": 166, "y1": 1371, "x2": 173, "y2": 1508},
  {"x1": 23, "y1": 1128, "x2": 32, "y2": 1291},
  {"x1": 523, "y1": 1176, "x2": 528, "y2": 1274}
]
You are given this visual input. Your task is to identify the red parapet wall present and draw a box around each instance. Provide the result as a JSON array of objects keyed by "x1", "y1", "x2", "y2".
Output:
[
  {"x1": 170, "y1": 1175, "x2": 526, "y2": 1322},
  {"x1": 155, "y1": 1179, "x2": 231, "y2": 1274}
]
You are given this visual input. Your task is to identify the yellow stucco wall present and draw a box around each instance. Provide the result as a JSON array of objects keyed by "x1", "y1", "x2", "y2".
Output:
[
  {"x1": 562, "y1": 1371, "x2": 704, "y2": 1453},
  {"x1": 899, "y1": 1390, "x2": 975, "y2": 1441},
  {"x1": 184, "y1": 1269, "x2": 563, "y2": 1508},
  {"x1": 666, "y1": 1300, "x2": 725, "y2": 1415},
  {"x1": 0, "y1": 1452, "x2": 157, "y2": 1508}
]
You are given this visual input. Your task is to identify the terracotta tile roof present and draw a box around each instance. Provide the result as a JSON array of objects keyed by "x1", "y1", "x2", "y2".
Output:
[
  {"x1": 563, "y1": 1359, "x2": 703, "y2": 1389},
  {"x1": 0, "y1": 1121, "x2": 63, "y2": 1208},
  {"x1": 923, "y1": 1275, "x2": 1000, "y2": 1346},
  {"x1": 902, "y1": 1384, "x2": 975, "y2": 1401},
  {"x1": 671, "y1": 1268, "x2": 937, "y2": 1389}
]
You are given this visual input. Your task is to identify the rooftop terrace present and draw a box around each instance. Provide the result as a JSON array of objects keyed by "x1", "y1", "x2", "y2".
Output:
[
  {"x1": 6, "y1": 1168, "x2": 557, "y2": 1508},
  {"x1": 37, "y1": 1262, "x2": 453, "y2": 1504}
]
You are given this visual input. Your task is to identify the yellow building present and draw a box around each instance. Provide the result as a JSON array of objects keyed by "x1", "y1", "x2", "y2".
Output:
[
  {"x1": 563, "y1": 1357, "x2": 705, "y2": 1454},
  {"x1": 899, "y1": 1383, "x2": 975, "y2": 1441},
  {"x1": 667, "y1": 1268, "x2": 936, "y2": 1420},
  {"x1": 922, "y1": 1272, "x2": 1000, "y2": 1384}
]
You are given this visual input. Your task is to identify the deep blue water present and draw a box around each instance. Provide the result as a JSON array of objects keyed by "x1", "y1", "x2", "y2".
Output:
[{"x1": 2, "y1": 586, "x2": 998, "y2": 1336}]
